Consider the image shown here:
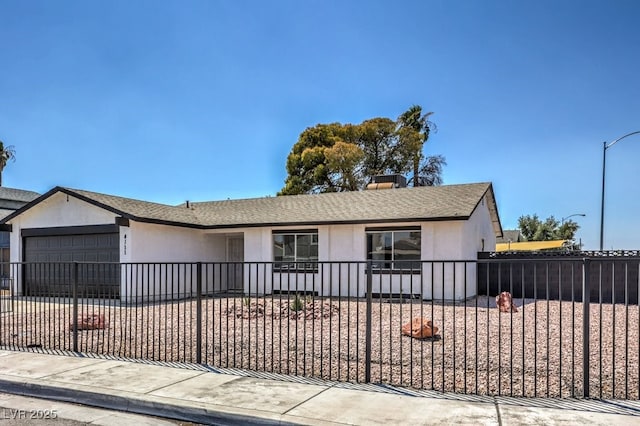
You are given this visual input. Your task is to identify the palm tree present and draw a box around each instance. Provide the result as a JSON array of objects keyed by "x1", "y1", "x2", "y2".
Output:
[
  {"x1": 0, "y1": 141, "x2": 16, "y2": 186},
  {"x1": 397, "y1": 105, "x2": 443, "y2": 186}
]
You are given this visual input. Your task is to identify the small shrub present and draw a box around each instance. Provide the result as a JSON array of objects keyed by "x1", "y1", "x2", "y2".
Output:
[{"x1": 290, "y1": 293, "x2": 305, "y2": 312}]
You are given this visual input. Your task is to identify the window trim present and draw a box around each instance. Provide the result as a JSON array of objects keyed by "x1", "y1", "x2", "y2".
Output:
[
  {"x1": 273, "y1": 229, "x2": 319, "y2": 272},
  {"x1": 366, "y1": 227, "x2": 422, "y2": 273}
]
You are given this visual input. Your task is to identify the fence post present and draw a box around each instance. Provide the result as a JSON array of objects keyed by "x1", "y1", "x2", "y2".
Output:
[
  {"x1": 365, "y1": 261, "x2": 373, "y2": 383},
  {"x1": 582, "y1": 258, "x2": 591, "y2": 398},
  {"x1": 72, "y1": 261, "x2": 79, "y2": 352},
  {"x1": 196, "y1": 262, "x2": 203, "y2": 365}
]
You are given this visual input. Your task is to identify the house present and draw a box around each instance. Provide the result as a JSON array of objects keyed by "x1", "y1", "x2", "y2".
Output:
[
  {"x1": 0, "y1": 182, "x2": 502, "y2": 302},
  {"x1": 496, "y1": 229, "x2": 523, "y2": 244},
  {"x1": 495, "y1": 230, "x2": 570, "y2": 252},
  {"x1": 0, "y1": 187, "x2": 40, "y2": 280},
  {"x1": 495, "y1": 239, "x2": 568, "y2": 252}
]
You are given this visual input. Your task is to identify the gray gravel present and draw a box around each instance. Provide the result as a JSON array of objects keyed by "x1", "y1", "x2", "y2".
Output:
[{"x1": 1, "y1": 295, "x2": 638, "y2": 399}]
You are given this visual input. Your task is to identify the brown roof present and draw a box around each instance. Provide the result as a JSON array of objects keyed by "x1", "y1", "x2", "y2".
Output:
[{"x1": 2, "y1": 183, "x2": 503, "y2": 236}]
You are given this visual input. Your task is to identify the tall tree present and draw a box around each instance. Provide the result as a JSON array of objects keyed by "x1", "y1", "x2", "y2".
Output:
[
  {"x1": 279, "y1": 123, "x2": 359, "y2": 195},
  {"x1": 397, "y1": 105, "x2": 445, "y2": 186},
  {"x1": 0, "y1": 141, "x2": 16, "y2": 187},
  {"x1": 357, "y1": 117, "x2": 402, "y2": 179},
  {"x1": 324, "y1": 140, "x2": 365, "y2": 191},
  {"x1": 280, "y1": 106, "x2": 446, "y2": 195},
  {"x1": 518, "y1": 214, "x2": 581, "y2": 246}
]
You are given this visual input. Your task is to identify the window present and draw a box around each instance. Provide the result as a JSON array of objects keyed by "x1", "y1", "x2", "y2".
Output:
[
  {"x1": 366, "y1": 228, "x2": 421, "y2": 270},
  {"x1": 273, "y1": 231, "x2": 318, "y2": 271},
  {"x1": 0, "y1": 231, "x2": 9, "y2": 279}
]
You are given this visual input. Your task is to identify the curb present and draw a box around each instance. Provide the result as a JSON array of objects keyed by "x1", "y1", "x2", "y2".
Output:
[{"x1": 0, "y1": 379, "x2": 298, "y2": 425}]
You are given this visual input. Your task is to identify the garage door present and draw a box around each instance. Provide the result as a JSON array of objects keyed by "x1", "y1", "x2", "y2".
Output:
[{"x1": 23, "y1": 227, "x2": 120, "y2": 298}]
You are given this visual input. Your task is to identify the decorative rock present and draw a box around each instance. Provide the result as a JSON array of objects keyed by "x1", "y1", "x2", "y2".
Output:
[
  {"x1": 495, "y1": 291, "x2": 518, "y2": 313},
  {"x1": 71, "y1": 314, "x2": 108, "y2": 330},
  {"x1": 401, "y1": 317, "x2": 439, "y2": 339}
]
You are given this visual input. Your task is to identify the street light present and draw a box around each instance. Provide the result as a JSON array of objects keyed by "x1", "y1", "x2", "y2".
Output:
[
  {"x1": 561, "y1": 213, "x2": 585, "y2": 225},
  {"x1": 561, "y1": 213, "x2": 585, "y2": 250},
  {"x1": 599, "y1": 131, "x2": 640, "y2": 250}
]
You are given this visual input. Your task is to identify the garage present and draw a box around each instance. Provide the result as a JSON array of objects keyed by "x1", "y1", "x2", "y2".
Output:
[{"x1": 23, "y1": 225, "x2": 120, "y2": 298}]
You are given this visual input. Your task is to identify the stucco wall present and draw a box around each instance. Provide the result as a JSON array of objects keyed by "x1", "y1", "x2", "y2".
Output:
[
  {"x1": 462, "y1": 194, "x2": 497, "y2": 257},
  {"x1": 227, "y1": 221, "x2": 483, "y2": 300},
  {"x1": 5, "y1": 193, "x2": 119, "y2": 296},
  {"x1": 7, "y1": 192, "x2": 118, "y2": 264},
  {"x1": 4, "y1": 191, "x2": 499, "y2": 302},
  {"x1": 126, "y1": 222, "x2": 212, "y2": 263}
]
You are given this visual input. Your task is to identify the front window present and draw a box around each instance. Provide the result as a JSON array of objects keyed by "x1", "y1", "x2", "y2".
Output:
[
  {"x1": 273, "y1": 231, "x2": 318, "y2": 271},
  {"x1": 366, "y1": 229, "x2": 421, "y2": 270}
]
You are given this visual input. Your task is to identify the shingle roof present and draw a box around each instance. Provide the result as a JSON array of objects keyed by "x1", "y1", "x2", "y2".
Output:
[
  {"x1": 496, "y1": 229, "x2": 523, "y2": 244},
  {"x1": 0, "y1": 187, "x2": 40, "y2": 203},
  {"x1": 66, "y1": 188, "x2": 202, "y2": 225},
  {"x1": 1, "y1": 183, "x2": 503, "y2": 236},
  {"x1": 0, "y1": 187, "x2": 40, "y2": 220},
  {"x1": 189, "y1": 183, "x2": 497, "y2": 227}
]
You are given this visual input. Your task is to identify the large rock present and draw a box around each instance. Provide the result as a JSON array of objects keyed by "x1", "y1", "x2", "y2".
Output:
[
  {"x1": 495, "y1": 291, "x2": 518, "y2": 313},
  {"x1": 401, "y1": 317, "x2": 439, "y2": 339},
  {"x1": 70, "y1": 314, "x2": 108, "y2": 330}
]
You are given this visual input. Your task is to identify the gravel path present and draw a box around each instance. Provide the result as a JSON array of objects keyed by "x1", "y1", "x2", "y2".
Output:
[{"x1": 1, "y1": 295, "x2": 638, "y2": 399}]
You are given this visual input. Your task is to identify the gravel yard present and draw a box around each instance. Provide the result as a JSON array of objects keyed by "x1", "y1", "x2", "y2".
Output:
[{"x1": 1, "y1": 295, "x2": 638, "y2": 399}]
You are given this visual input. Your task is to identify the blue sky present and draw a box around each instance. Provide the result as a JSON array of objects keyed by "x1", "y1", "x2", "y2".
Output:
[{"x1": 1, "y1": 0, "x2": 639, "y2": 250}]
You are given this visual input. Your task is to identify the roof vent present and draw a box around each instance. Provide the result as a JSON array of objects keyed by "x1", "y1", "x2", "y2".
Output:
[{"x1": 366, "y1": 174, "x2": 407, "y2": 190}]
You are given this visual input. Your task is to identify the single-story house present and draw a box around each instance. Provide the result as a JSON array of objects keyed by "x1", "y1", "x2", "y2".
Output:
[{"x1": 0, "y1": 182, "x2": 502, "y2": 302}]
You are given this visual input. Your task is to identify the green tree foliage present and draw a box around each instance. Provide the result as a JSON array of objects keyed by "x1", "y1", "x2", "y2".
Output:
[
  {"x1": 518, "y1": 214, "x2": 581, "y2": 243},
  {"x1": 0, "y1": 141, "x2": 16, "y2": 187},
  {"x1": 397, "y1": 105, "x2": 443, "y2": 186},
  {"x1": 358, "y1": 117, "x2": 401, "y2": 178},
  {"x1": 324, "y1": 140, "x2": 365, "y2": 191},
  {"x1": 279, "y1": 106, "x2": 446, "y2": 195}
]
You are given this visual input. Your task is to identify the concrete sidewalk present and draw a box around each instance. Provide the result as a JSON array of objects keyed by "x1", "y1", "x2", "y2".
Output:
[{"x1": 0, "y1": 349, "x2": 638, "y2": 425}]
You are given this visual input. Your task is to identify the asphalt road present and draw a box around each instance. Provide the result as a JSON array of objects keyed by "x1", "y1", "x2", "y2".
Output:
[{"x1": 0, "y1": 392, "x2": 201, "y2": 426}]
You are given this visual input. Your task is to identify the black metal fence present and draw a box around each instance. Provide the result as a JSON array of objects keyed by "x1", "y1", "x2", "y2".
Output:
[
  {"x1": 478, "y1": 251, "x2": 640, "y2": 304},
  {"x1": 0, "y1": 259, "x2": 638, "y2": 400}
]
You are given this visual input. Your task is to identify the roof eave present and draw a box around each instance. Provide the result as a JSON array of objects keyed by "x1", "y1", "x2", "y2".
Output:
[
  {"x1": 0, "y1": 186, "x2": 67, "y2": 224},
  {"x1": 0, "y1": 187, "x2": 205, "y2": 230},
  {"x1": 469, "y1": 183, "x2": 503, "y2": 239}
]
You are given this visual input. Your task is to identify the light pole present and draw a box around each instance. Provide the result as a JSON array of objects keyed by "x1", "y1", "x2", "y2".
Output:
[
  {"x1": 561, "y1": 213, "x2": 585, "y2": 250},
  {"x1": 599, "y1": 131, "x2": 640, "y2": 250},
  {"x1": 561, "y1": 213, "x2": 585, "y2": 225}
]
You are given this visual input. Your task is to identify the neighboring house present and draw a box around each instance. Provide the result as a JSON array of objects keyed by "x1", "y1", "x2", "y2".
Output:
[
  {"x1": 495, "y1": 239, "x2": 568, "y2": 252},
  {"x1": 495, "y1": 230, "x2": 570, "y2": 252},
  {"x1": 496, "y1": 229, "x2": 523, "y2": 245},
  {"x1": 0, "y1": 182, "x2": 502, "y2": 301},
  {"x1": 0, "y1": 187, "x2": 40, "y2": 280}
]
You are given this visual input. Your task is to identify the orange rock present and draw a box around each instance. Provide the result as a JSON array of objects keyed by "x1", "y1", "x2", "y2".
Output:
[
  {"x1": 495, "y1": 291, "x2": 518, "y2": 313},
  {"x1": 401, "y1": 317, "x2": 439, "y2": 339},
  {"x1": 70, "y1": 314, "x2": 108, "y2": 330}
]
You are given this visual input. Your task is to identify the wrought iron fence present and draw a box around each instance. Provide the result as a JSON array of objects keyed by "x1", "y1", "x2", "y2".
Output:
[{"x1": 0, "y1": 259, "x2": 638, "y2": 400}]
